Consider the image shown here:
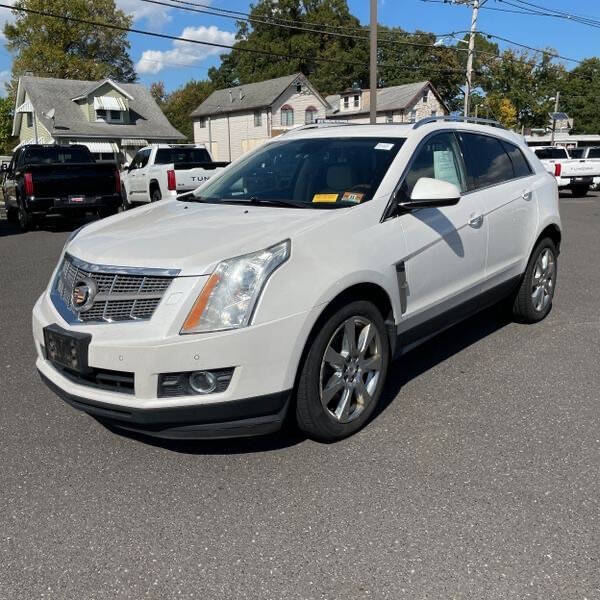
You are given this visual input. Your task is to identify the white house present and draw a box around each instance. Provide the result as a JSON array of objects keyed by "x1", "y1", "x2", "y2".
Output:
[
  {"x1": 325, "y1": 81, "x2": 449, "y2": 124},
  {"x1": 191, "y1": 73, "x2": 330, "y2": 162}
]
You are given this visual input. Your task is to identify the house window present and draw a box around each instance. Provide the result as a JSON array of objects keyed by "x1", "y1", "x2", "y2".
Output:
[
  {"x1": 254, "y1": 111, "x2": 262, "y2": 127},
  {"x1": 281, "y1": 105, "x2": 294, "y2": 126},
  {"x1": 386, "y1": 113, "x2": 394, "y2": 123},
  {"x1": 96, "y1": 109, "x2": 123, "y2": 123},
  {"x1": 305, "y1": 106, "x2": 318, "y2": 125},
  {"x1": 296, "y1": 83, "x2": 302, "y2": 93},
  {"x1": 353, "y1": 94, "x2": 360, "y2": 108},
  {"x1": 199, "y1": 117, "x2": 206, "y2": 129},
  {"x1": 422, "y1": 90, "x2": 428, "y2": 103},
  {"x1": 26, "y1": 112, "x2": 33, "y2": 128},
  {"x1": 343, "y1": 96, "x2": 349, "y2": 110}
]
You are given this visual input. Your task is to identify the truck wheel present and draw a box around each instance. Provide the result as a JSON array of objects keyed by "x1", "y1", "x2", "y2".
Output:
[
  {"x1": 572, "y1": 184, "x2": 589, "y2": 197},
  {"x1": 17, "y1": 201, "x2": 32, "y2": 232},
  {"x1": 296, "y1": 300, "x2": 390, "y2": 442},
  {"x1": 151, "y1": 187, "x2": 162, "y2": 202},
  {"x1": 512, "y1": 237, "x2": 557, "y2": 323},
  {"x1": 6, "y1": 206, "x2": 17, "y2": 223}
]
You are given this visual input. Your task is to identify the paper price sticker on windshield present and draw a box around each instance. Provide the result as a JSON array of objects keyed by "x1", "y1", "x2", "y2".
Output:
[
  {"x1": 312, "y1": 193, "x2": 339, "y2": 203},
  {"x1": 341, "y1": 192, "x2": 365, "y2": 204},
  {"x1": 375, "y1": 142, "x2": 395, "y2": 151}
]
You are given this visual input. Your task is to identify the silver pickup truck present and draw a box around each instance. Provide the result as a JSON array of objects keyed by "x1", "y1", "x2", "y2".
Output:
[
  {"x1": 121, "y1": 144, "x2": 229, "y2": 206},
  {"x1": 533, "y1": 146, "x2": 600, "y2": 196}
]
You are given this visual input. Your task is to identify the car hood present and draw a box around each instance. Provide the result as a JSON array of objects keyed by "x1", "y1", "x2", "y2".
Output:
[{"x1": 67, "y1": 200, "x2": 337, "y2": 275}]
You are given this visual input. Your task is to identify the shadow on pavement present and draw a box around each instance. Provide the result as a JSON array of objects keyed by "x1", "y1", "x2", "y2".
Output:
[{"x1": 0, "y1": 214, "x2": 98, "y2": 237}]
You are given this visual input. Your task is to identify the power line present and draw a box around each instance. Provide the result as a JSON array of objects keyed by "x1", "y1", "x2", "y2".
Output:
[{"x1": 0, "y1": 3, "x2": 472, "y2": 76}]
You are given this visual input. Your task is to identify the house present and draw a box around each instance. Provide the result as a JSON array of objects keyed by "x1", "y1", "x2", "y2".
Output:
[
  {"x1": 191, "y1": 73, "x2": 330, "y2": 162},
  {"x1": 325, "y1": 81, "x2": 449, "y2": 124},
  {"x1": 12, "y1": 76, "x2": 185, "y2": 163}
]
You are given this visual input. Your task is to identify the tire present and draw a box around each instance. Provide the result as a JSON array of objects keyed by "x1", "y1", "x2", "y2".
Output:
[
  {"x1": 296, "y1": 300, "x2": 390, "y2": 442},
  {"x1": 512, "y1": 237, "x2": 557, "y2": 323},
  {"x1": 150, "y1": 187, "x2": 162, "y2": 203},
  {"x1": 17, "y1": 200, "x2": 32, "y2": 232},
  {"x1": 6, "y1": 206, "x2": 17, "y2": 223},
  {"x1": 571, "y1": 184, "x2": 589, "y2": 197}
]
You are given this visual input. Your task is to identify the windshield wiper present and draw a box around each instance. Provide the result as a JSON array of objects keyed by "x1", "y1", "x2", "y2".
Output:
[{"x1": 246, "y1": 197, "x2": 308, "y2": 208}]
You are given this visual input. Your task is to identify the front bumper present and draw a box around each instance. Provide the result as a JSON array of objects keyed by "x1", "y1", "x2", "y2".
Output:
[
  {"x1": 33, "y1": 284, "x2": 312, "y2": 439},
  {"x1": 39, "y1": 371, "x2": 290, "y2": 439}
]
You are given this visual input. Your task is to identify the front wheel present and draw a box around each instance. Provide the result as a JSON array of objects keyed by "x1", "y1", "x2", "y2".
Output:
[
  {"x1": 296, "y1": 300, "x2": 390, "y2": 442},
  {"x1": 512, "y1": 238, "x2": 558, "y2": 323}
]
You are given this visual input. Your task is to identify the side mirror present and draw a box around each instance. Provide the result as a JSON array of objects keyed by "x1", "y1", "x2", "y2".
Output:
[{"x1": 405, "y1": 177, "x2": 461, "y2": 208}]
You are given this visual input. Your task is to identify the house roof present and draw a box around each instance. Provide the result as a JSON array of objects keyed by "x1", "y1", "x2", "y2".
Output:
[
  {"x1": 326, "y1": 81, "x2": 448, "y2": 117},
  {"x1": 12, "y1": 76, "x2": 184, "y2": 140},
  {"x1": 190, "y1": 73, "x2": 326, "y2": 118}
]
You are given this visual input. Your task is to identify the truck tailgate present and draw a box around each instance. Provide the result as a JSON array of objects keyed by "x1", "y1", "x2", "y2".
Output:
[
  {"x1": 173, "y1": 161, "x2": 228, "y2": 191},
  {"x1": 28, "y1": 163, "x2": 118, "y2": 197}
]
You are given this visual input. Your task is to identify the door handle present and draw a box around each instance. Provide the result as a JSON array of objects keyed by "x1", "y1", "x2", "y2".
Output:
[
  {"x1": 468, "y1": 213, "x2": 483, "y2": 228},
  {"x1": 522, "y1": 191, "x2": 532, "y2": 201}
]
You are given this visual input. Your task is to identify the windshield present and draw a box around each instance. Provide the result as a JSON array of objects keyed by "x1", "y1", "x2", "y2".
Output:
[
  {"x1": 23, "y1": 146, "x2": 92, "y2": 164},
  {"x1": 155, "y1": 147, "x2": 211, "y2": 164},
  {"x1": 191, "y1": 137, "x2": 404, "y2": 208},
  {"x1": 534, "y1": 147, "x2": 568, "y2": 160}
]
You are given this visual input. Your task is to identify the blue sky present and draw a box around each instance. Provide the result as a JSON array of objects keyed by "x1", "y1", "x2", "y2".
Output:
[{"x1": 0, "y1": 0, "x2": 598, "y2": 94}]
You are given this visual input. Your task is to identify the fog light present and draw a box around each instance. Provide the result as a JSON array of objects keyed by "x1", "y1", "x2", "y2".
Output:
[{"x1": 188, "y1": 370, "x2": 217, "y2": 394}]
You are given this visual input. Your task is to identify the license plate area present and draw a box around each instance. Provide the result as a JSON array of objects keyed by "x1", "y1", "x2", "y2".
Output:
[
  {"x1": 69, "y1": 195, "x2": 86, "y2": 204},
  {"x1": 43, "y1": 324, "x2": 92, "y2": 374}
]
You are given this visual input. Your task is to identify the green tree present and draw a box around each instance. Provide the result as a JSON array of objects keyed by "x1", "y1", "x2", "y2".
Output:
[
  {"x1": 4, "y1": 0, "x2": 136, "y2": 87},
  {"x1": 208, "y1": 0, "x2": 369, "y2": 96},
  {"x1": 0, "y1": 97, "x2": 15, "y2": 154},
  {"x1": 161, "y1": 80, "x2": 215, "y2": 141},
  {"x1": 558, "y1": 58, "x2": 600, "y2": 134}
]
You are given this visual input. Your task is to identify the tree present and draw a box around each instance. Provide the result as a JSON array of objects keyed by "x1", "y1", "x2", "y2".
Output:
[
  {"x1": 558, "y1": 58, "x2": 600, "y2": 134},
  {"x1": 208, "y1": 0, "x2": 369, "y2": 96},
  {"x1": 484, "y1": 95, "x2": 517, "y2": 128},
  {"x1": 150, "y1": 81, "x2": 167, "y2": 106},
  {"x1": 160, "y1": 80, "x2": 215, "y2": 141},
  {"x1": 0, "y1": 97, "x2": 15, "y2": 154},
  {"x1": 4, "y1": 0, "x2": 136, "y2": 87}
]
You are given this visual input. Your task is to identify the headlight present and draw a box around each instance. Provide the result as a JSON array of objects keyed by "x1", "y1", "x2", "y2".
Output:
[{"x1": 181, "y1": 240, "x2": 290, "y2": 334}]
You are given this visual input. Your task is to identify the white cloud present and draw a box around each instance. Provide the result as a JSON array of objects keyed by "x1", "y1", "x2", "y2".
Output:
[
  {"x1": 116, "y1": 0, "x2": 174, "y2": 28},
  {"x1": 136, "y1": 25, "x2": 235, "y2": 75}
]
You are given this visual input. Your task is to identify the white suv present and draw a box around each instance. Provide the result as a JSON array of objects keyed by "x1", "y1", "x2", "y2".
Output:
[{"x1": 33, "y1": 119, "x2": 561, "y2": 442}]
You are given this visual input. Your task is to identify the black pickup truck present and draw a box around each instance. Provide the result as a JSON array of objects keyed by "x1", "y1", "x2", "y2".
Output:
[{"x1": 2, "y1": 144, "x2": 122, "y2": 231}]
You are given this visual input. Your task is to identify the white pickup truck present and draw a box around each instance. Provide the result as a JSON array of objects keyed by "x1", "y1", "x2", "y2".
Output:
[
  {"x1": 533, "y1": 146, "x2": 600, "y2": 196},
  {"x1": 121, "y1": 144, "x2": 228, "y2": 206}
]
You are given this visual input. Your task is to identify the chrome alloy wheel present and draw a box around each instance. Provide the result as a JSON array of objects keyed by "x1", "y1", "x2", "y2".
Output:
[
  {"x1": 531, "y1": 248, "x2": 556, "y2": 313},
  {"x1": 319, "y1": 316, "x2": 383, "y2": 424}
]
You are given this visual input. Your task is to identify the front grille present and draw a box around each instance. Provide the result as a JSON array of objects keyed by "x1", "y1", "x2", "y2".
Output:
[
  {"x1": 53, "y1": 364, "x2": 135, "y2": 395},
  {"x1": 52, "y1": 254, "x2": 177, "y2": 323}
]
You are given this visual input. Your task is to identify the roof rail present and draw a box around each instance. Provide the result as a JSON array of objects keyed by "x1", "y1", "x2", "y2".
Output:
[
  {"x1": 413, "y1": 115, "x2": 506, "y2": 130},
  {"x1": 282, "y1": 121, "x2": 353, "y2": 135}
]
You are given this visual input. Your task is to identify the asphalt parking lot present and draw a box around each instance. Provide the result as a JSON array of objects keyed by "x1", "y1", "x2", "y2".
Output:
[{"x1": 1, "y1": 192, "x2": 599, "y2": 600}]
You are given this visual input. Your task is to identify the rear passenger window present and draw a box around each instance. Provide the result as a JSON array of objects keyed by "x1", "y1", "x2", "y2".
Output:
[
  {"x1": 460, "y1": 133, "x2": 514, "y2": 190},
  {"x1": 502, "y1": 141, "x2": 533, "y2": 178},
  {"x1": 588, "y1": 148, "x2": 600, "y2": 159}
]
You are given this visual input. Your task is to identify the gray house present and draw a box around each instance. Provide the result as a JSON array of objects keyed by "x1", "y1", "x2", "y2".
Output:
[
  {"x1": 12, "y1": 76, "x2": 184, "y2": 162},
  {"x1": 326, "y1": 81, "x2": 449, "y2": 124}
]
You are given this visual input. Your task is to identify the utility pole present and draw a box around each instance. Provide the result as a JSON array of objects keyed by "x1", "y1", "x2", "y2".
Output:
[
  {"x1": 550, "y1": 91, "x2": 560, "y2": 146},
  {"x1": 463, "y1": 0, "x2": 481, "y2": 118},
  {"x1": 369, "y1": 0, "x2": 377, "y2": 124}
]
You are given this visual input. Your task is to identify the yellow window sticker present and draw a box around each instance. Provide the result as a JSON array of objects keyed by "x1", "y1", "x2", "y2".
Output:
[
  {"x1": 312, "y1": 193, "x2": 339, "y2": 203},
  {"x1": 341, "y1": 191, "x2": 365, "y2": 204}
]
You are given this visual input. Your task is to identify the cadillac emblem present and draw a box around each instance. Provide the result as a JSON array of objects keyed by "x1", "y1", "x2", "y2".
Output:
[{"x1": 71, "y1": 278, "x2": 97, "y2": 312}]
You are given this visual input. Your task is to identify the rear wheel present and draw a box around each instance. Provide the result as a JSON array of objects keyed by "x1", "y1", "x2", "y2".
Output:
[
  {"x1": 151, "y1": 187, "x2": 162, "y2": 203},
  {"x1": 512, "y1": 237, "x2": 557, "y2": 323},
  {"x1": 296, "y1": 300, "x2": 390, "y2": 442},
  {"x1": 6, "y1": 206, "x2": 17, "y2": 223},
  {"x1": 571, "y1": 184, "x2": 589, "y2": 197},
  {"x1": 17, "y1": 200, "x2": 32, "y2": 232}
]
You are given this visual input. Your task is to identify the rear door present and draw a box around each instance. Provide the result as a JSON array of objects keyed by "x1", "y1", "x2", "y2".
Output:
[
  {"x1": 395, "y1": 131, "x2": 488, "y2": 337},
  {"x1": 458, "y1": 132, "x2": 539, "y2": 289}
]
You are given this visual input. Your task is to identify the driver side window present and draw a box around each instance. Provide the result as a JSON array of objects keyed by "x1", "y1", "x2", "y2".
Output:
[
  {"x1": 129, "y1": 152, "x2": 141, "y2": 170},
  {"x1": 403, "y1": 133, "x2": 466, "y2": 198}
]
